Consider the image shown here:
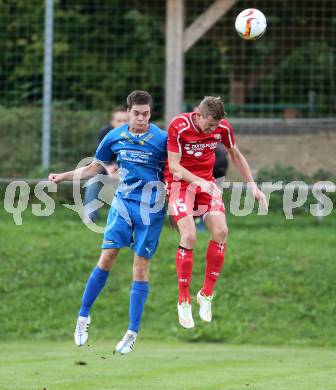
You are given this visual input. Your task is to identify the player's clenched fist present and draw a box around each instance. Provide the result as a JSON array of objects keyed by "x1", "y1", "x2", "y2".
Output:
[
  {"x1": 199, "y1": 180, "x2": 222, "y2": 197},
  {"x1": 48, "y1": 173, "x2": 65, "y2": 184}
]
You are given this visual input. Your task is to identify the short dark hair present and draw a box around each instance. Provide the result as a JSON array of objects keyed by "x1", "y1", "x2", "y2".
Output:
[
  {"x1": 126, "y1": 90, "x2": 153, "y2": 110},
  {"x1": 199, "y1": 96, "x2": 226, "y2": 120},
  {"x1": 111, "y1": 105, "x2": 126, "y2": 115}
]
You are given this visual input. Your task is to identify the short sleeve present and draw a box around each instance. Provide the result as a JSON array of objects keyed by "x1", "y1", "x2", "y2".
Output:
[
  {"x1": 95, "y1": 133, "x2": 114, "y2": 163},
  {"x1": 167, "y1": 122, "x2": 180, "y2": 153},
  {"x1": 219, "y1": 120, "x2": 235, "y2": 149}
]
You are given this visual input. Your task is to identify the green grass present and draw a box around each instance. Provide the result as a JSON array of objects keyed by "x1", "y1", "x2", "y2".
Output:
[
  {"x1": 0, "y1": 340, "x2": 335, "y2": 390},
  {"x1": 0, "y1": 207, "x2": 336, "y2": 346}
]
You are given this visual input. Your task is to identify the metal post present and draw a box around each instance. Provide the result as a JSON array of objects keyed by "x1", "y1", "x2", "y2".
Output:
[
  {"x1": 308, "y1": 90, "x2": 315, "y2": 116},
  {"x1": 42, "y1": 0, "x2": 54, "y2": 171},
  {"x1": 165, "y1": 0, "x2": 185, "y2": 128}
]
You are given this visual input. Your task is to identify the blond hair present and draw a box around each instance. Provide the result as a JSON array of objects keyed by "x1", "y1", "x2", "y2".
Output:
[{"x1": 198, "y1": 96, "x2": 226, "y2": 120}]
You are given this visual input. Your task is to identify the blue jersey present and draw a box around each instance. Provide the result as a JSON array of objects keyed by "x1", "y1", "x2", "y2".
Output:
[{"x1": 95, "y1": 123, "x2": 167, "y2": 204}]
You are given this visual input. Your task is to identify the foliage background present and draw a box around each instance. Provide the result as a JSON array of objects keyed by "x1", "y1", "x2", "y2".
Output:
[{"x1": 0, "y1": 0, "x2": 335, "y2": 113}]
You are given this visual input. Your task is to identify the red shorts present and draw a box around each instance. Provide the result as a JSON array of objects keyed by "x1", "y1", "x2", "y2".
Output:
[{"x1": 166, "y1": 181, "x2": 225, "y2": 222}]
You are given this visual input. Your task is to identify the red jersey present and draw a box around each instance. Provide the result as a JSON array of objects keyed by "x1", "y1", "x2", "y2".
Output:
[{"x1": 164, "y1": 112, "x2": 235, "y2": 184}]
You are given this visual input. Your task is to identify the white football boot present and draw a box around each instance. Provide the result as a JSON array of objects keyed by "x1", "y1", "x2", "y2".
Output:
[
  {"x1": 74, "y1": 315, "x2": 91, "y2": 346},
  {"x1": 115, "y1": 330, "x2": 138, "y2": 355},
  {"x1": 177, "y1": 301, "x2": 195, "y2": 329},
  {"x1": 197, "y1": 290, "x2": 213, "y2": 322}
]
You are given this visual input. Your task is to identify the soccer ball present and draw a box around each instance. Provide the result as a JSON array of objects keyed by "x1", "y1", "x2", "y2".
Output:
[{"x1": 235, "y1": 9, "x2": 267, "y2": 40}]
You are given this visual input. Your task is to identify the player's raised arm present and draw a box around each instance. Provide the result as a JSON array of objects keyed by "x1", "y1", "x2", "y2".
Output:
[
  {"x1": 228, "y1": 145, "x2": 268, "y2": 210},
  {"x1": 48, "y1": 160, "x2": 104, "y2": 184}
]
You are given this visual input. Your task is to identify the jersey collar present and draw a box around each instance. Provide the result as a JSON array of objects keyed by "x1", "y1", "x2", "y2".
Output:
[{"x1": 127, "y1": 123, "x2": 152, "y2": 139}]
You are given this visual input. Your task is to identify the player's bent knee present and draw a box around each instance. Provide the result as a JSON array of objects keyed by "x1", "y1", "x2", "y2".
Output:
[
  {"x1": 98, "y1": 250, "x2": 118, "y2": 271},
  {"x1": 180, "y1": 226, "x2": 196, "y2": 249},
  {"x1": 180, "y1": 232, "x2": 196, "y2": 248},
  {"x1": 133, "y1": 257, "x2": 149, "y2": 281},
  {"x1": 134, "y1": 271, "x2": 148, "y2": 281},
  {"x1": 98, "y1": 258, "x2": 114, "y2": 271},
  {"x1": 133, "y1": 265, "x2": 149, "y2": 281},
  {"x1": 212, "y1": 226, "x2": 228, "y2": 243}
]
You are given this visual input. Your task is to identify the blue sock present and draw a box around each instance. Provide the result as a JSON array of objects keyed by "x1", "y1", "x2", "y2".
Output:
[
  {"x1": 79, "y1": 266, "x2": 110, "y2": 317},
  {"x1": 128, "y1": 281, "x2": 149, "y2": 333}
]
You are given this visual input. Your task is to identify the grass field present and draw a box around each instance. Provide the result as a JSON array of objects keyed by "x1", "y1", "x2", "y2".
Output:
[
  {"x1": 1, "y1": 205, "x2": 336, "y2": 389},
  {"x1": 1, "y1": 340, "x2": 335, "y2": 390},
  {"x1": 1, "y1": 206, "x2": 336, "y2": 346}
]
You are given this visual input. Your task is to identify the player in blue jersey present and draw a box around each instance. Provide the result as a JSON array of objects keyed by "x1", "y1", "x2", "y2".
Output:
[{"x1": 49, "y1": 91, "x2": 167, "y2": 354}]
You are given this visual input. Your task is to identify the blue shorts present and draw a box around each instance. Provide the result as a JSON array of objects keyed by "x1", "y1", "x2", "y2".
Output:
[{"x1": 102, "y1": 196, "x2": 166, "y2": 259}]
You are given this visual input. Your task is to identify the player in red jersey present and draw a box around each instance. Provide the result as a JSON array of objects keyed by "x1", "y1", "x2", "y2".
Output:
[{"x1": 164, "y1": 96, "x2": 268, "y2": 328}]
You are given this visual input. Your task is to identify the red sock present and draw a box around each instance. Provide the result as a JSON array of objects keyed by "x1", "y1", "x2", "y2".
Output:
[
  {"x1": 201, "y1": 240, "x2": 226, "y2": 297},
  {"x1": 176, "y1": 246, "x2": 193, "y2": 303}
]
